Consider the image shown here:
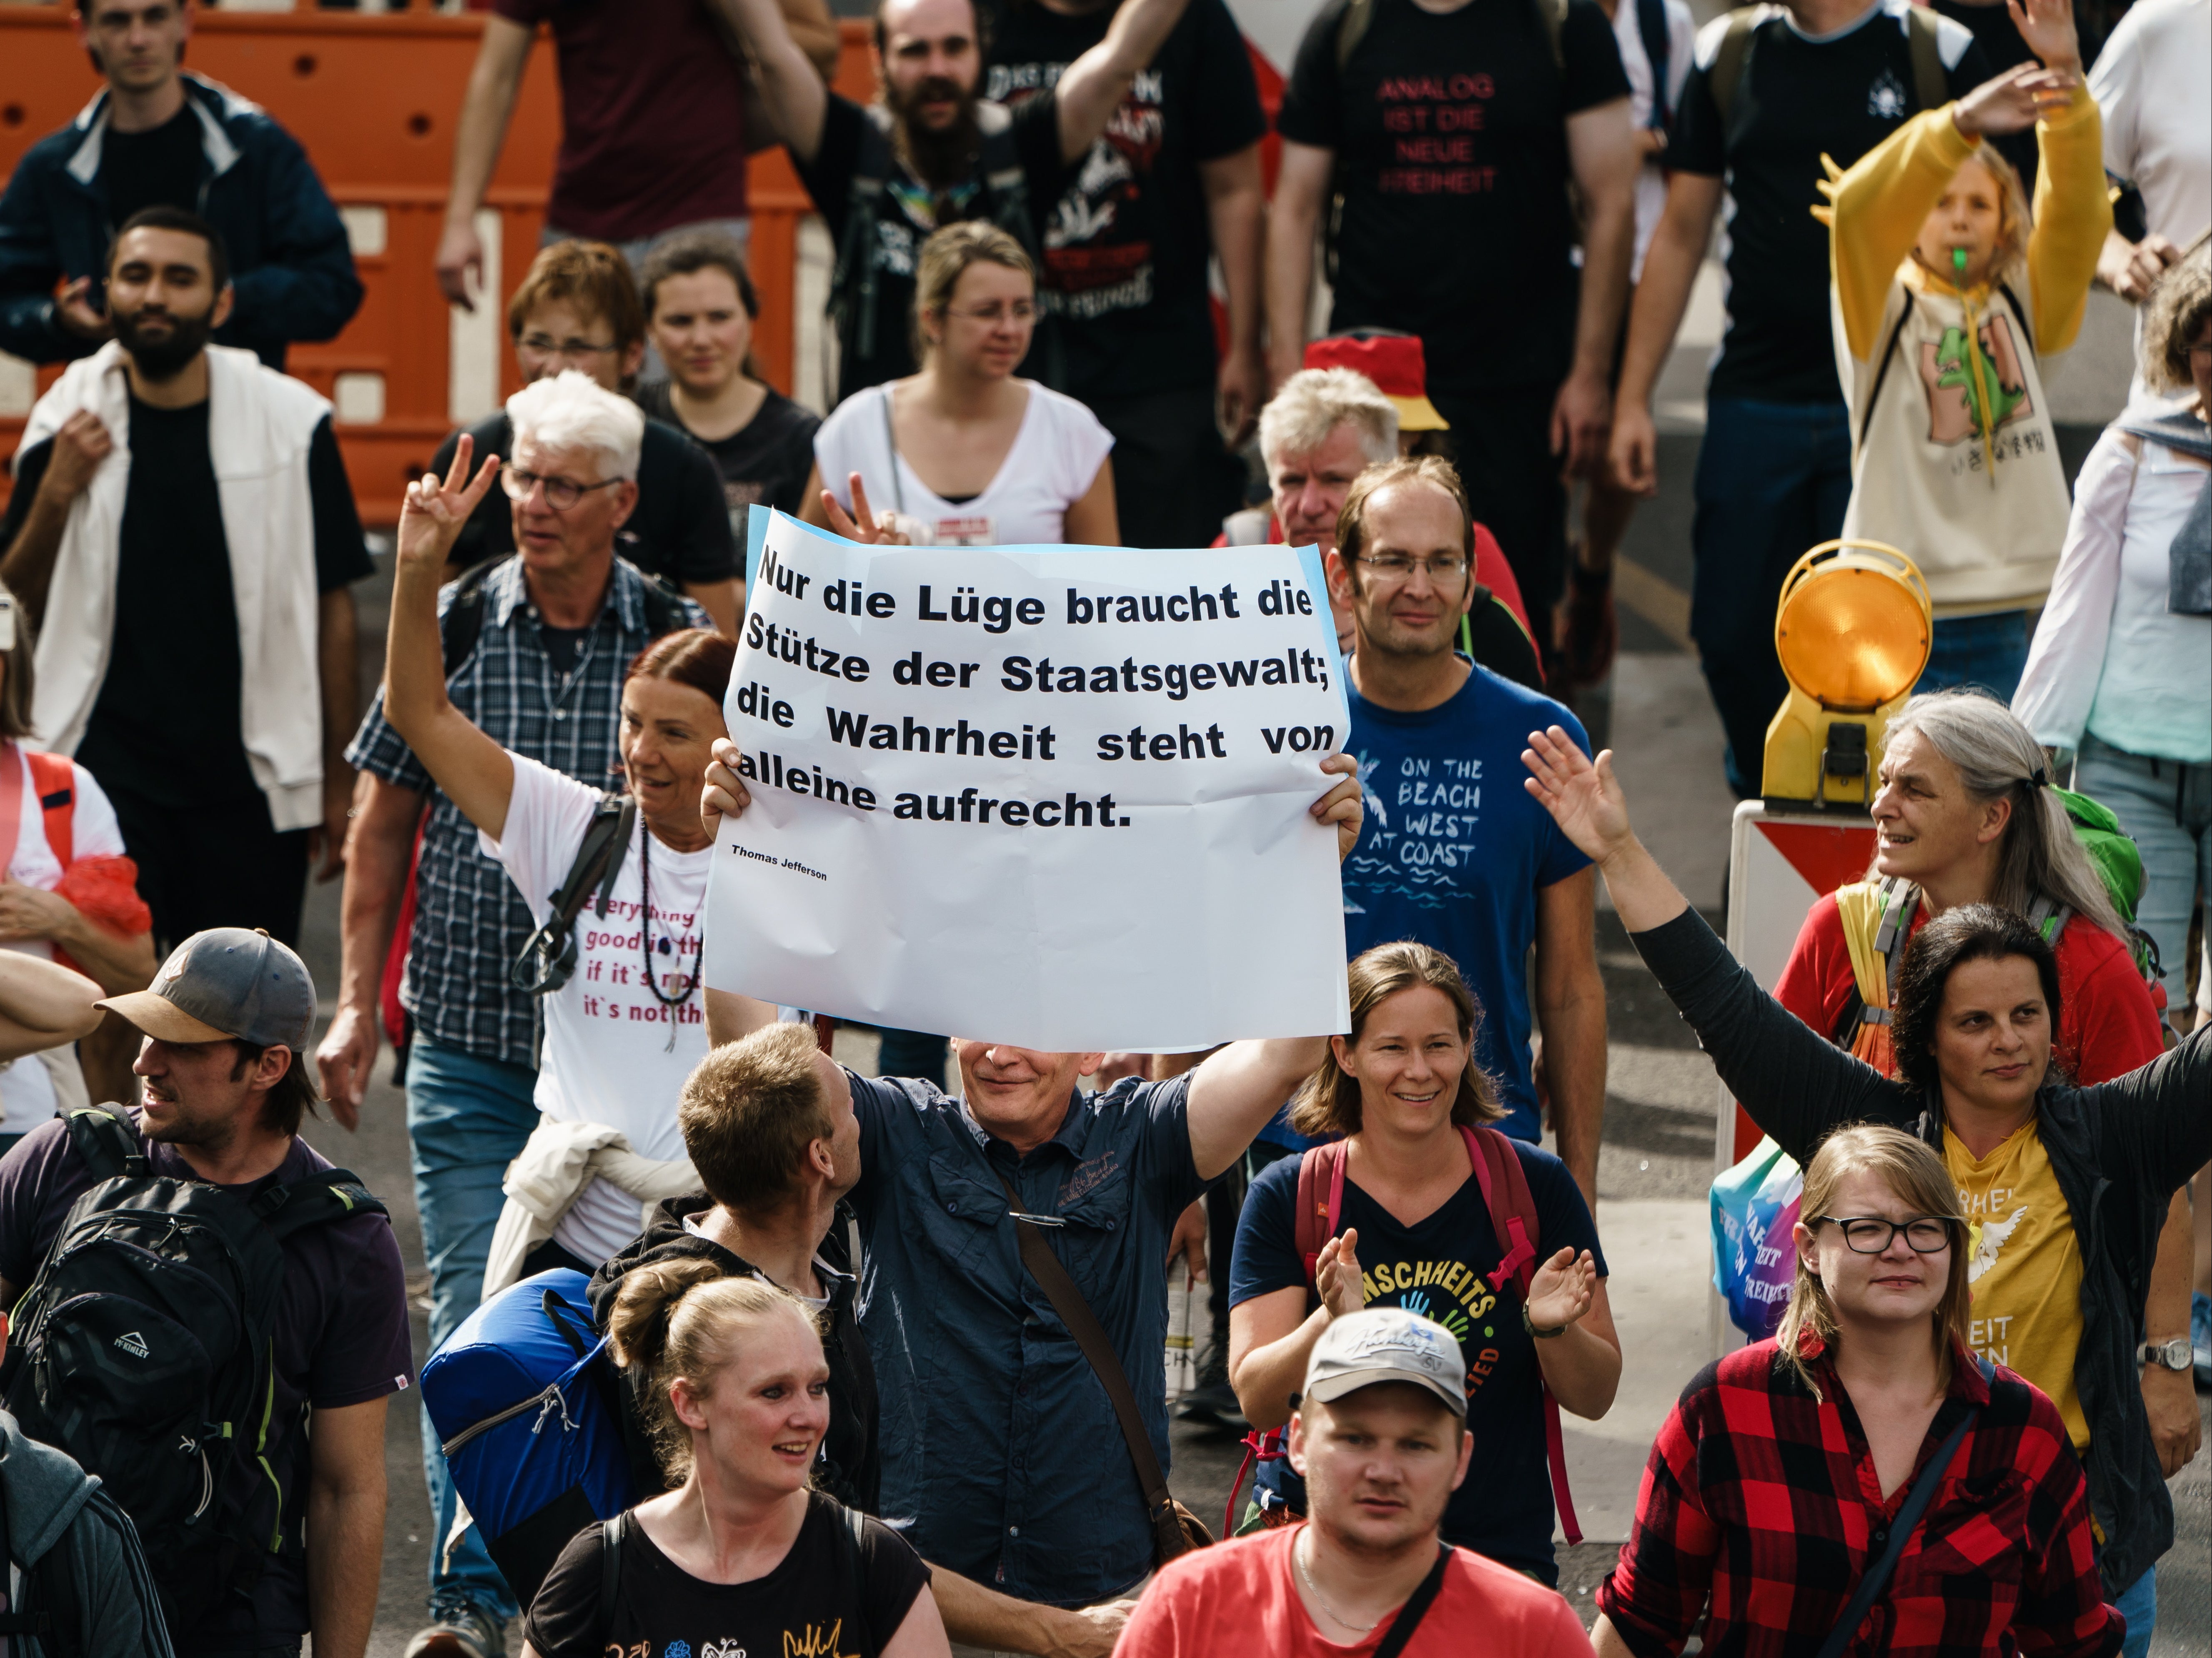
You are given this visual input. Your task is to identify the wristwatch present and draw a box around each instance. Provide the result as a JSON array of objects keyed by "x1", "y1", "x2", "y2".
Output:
[
  {"x1": 2137, "y1": 1337, "x2": 2192, "y2": 1372},
  {"x1": 1523, "y1": 1303, "x2": 1567, "y2": 1340}
]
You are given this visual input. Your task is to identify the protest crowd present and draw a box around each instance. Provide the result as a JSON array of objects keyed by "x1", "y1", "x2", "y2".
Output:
[{"x1": 0, "y1": 0, "x2": 2206, "y2": 1653}]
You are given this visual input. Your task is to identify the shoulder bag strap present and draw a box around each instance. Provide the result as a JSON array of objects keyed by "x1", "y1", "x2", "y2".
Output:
[
  {"x1": 62, "y1": 1102, "x2": 143, "y2": 1182},
  {"x1": 1811, "y1": 1368, "x2": 1987, "y2": 1658},
  {"x1": 1371, "y1": 1544, "x2": 1453, "y2": 1658},
  {"x1": 593, "y1": 1511, "x2": 628, "y2": 1650},
  {"x1": 877, "y1": 387, "x2": 907, "y2": 516},
  {"x1": 24, "y1": 750, "x2": 75, "y2": 869},
  {"x1": 1708, "y1": 7, "x2": 1763, "y2": 134},
  {"x1": 438, "y1": 555, "x2": 507, "y2": 677},
  {"x1": 1904, "y1": 3, "x2": 1948, "y2": 116},
  {"x1": 1461, "y1": 1125, "x2": 1583, "y2": 1544},
  {"x1": 987, "y1": 1167, "x2": 1187, "y2": 1564}
]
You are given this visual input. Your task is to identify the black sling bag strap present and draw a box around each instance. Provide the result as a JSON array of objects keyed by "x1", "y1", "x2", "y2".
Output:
[
  {"x1": 511, "y1": 794, "x2": 636, "y2": 998},
  {"x1": 1812, "y1": 1356, "x2": 1992, "y2": 1658},
  {"x1": 1370, "y1": 1544, "x2": 1452, "y2": 1658},
  {"x1": 988, "y1": 1169, "x2": 1205, "y2": 1567}
]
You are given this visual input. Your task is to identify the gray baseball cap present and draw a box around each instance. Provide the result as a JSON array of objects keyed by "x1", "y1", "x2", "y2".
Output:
[
  {"x1": 1304, "y1": 1308, "x2": 1468, "y2": 1419},
  {"x1": 98, "y1": 928, "x2": 316, "y2": 1051}
]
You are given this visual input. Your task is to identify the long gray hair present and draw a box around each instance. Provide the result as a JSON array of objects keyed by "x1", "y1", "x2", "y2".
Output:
[{"x1": 1876, "y1": 691, "x2": 2123, "y2": 938}]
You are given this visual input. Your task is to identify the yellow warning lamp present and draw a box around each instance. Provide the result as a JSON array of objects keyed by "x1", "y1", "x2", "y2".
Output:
[{"x1": 1761, "y1": 540, "x2": 1932, "y2": 810}]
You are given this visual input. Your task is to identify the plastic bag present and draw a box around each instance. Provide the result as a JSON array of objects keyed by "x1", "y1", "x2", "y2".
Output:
[{"x1": 1711, "y1": 1135, "x2": 1802, "y2": 1339}]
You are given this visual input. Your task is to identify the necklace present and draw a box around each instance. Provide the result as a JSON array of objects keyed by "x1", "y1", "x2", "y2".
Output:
[
  {"x1": 636, "y1": 826, "x2": 703, "y2": 1052},
  {"x1": 1295, "y1": 1530, "x2": 1380, "y2": 1635}
]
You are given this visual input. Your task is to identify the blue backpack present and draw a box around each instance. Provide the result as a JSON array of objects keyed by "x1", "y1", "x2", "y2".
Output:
[{"x1": 421, "y1": 1270, "x2": 634, "y2": 1608}]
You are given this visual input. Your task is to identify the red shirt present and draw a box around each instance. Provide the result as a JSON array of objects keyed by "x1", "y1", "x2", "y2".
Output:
[
  {"x1": 1595, "y1": 1340, "x2": 2119, "y2": 1658},
  {"x1": 495, "y1": 0, "x2": 751, "y2": 240},
  {"x1": 1774, "y1": 894, "x2": 2162, "y2": 1086},
  {"x1": 1116, "y1": 1525, "x2": 1593, "y2": 1658}
]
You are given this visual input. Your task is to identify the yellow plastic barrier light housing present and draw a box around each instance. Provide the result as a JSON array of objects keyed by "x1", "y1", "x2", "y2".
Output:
[{"x1": 1761, "y1": 540, "x2": 1932, "y2": 810}]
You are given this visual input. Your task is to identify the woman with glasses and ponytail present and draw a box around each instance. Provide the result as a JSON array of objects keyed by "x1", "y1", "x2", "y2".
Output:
[
  {"x1": 1595, "y1": 1124, "x2": 2120, "y2": 1658},
  {"x1": 383, "y1": 432, "x2": 778, "y2": 1282},
  {"x1": 802, "y1": 222, "x2": 1118, "y2": 550},
  {"x1": 1522, "y1": 727, "x2": 2209, "y2": 1655}
]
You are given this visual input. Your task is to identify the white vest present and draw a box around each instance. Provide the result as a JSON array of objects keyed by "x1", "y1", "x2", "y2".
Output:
[
  {"x1": 1836, "y1": 269, "x2": 2072, "y2": 616},
  {"x1": 18, "y1": 343, "x2": 329, "y2": 830}
]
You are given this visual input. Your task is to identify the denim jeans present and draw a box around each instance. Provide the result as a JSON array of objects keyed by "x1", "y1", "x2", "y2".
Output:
[
  {"x1": 2112, "y1": 1561, "x2": 2157, "y2": 1658},
  {"x1": 2073, "y1": 735, "x2": 2211, "y2": 1017},
  {"x1": 1691, "y1": 398, "x2": 1854, "y2": 796},
  {"x1": 1915, "y1": 610, "x2": 2032, "y2": 701},
  {"x1": 406, "y1": 1036, "x2": 541, "y2": 1623}
]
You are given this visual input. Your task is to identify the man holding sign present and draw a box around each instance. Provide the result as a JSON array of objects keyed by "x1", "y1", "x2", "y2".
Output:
[{"x1": 693, "y1": 509, "x2": 1360, "y2": 1653}]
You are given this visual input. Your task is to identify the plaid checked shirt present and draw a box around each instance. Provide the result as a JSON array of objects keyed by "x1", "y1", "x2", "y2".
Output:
[
  {"x1": 1596, "y1": 1337, "x2": 2119, "y2": 1658},
  {"x1": 347, "y1": 558, "x2": 707, "y2": 1067}
]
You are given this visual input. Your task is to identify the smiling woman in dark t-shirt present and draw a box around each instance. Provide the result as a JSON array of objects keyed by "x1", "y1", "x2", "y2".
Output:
[
  {"x1": 1227, "y1": 939, "x2": 1619, "y2": 1586},
  {"x1": 524, "y1": 1259, "x2": 947, "y2": 1658}
]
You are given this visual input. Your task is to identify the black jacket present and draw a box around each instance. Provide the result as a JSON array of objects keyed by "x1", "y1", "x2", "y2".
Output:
[
  {"x1": 1633, "y1": 907, "x2": 2210, "y2": 1597},
  {"x1": 587, "y1": 1196, "x2": 880, "y2": 1514},
  {"x1": 0, "y1": 73, "x2": 361, "y2": 369}
]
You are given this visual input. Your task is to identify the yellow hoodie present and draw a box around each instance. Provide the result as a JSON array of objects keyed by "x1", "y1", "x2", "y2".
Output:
[{"x1": 1821, "y1": 85, "x2": 2109, "y2": 615}]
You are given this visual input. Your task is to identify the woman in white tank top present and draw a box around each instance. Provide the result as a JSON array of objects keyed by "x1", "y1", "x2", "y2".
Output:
[{"x1": 804, "y1": 223, "x2": 1117, "y2": 548}]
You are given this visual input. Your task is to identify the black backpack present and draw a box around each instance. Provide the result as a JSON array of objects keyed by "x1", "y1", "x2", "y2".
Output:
[{"x1": 0, "y1": 1106, "x2": 388, "y2": 1635}]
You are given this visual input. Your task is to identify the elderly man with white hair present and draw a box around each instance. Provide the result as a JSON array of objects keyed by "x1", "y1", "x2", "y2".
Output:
[
  {"x1": 339, "y1": 369, "x2": 708, "y2": 1658},
  {"x1": 1219, "y1": 368, "x2": 1540, "y2": 686}
]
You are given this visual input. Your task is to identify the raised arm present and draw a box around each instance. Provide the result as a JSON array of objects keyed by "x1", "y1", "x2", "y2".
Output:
[
  {"x1": 2092, "y1": 1025, "x2": 2212, "y2": 1203},
  {"x1": 384, "y1": 438, "x2": 517, "y2": 841},
  {"x1": 1520, "y1": 727, "x2": 1903, "y2": 1160},
  {"x1": 708, "y1": 0, "x2": 830, "y2": 163},
  {"x1": 1054, "y1": 0, "x2": 1197, "y2": 165}
]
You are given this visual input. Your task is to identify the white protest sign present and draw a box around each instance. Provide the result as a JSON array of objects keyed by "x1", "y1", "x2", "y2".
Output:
[{"x1": 702, "y1": 510, "x2": 1353, "y2": 1051}]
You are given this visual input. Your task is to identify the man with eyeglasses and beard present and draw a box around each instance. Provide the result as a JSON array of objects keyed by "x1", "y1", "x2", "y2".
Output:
[
  {"x1": 0, "y1": 206, "x2": 370, "y2": 952},
  {"x1": 1328, "y1": 457, "x2": 1610, "y2": 1215},
  {"x1": 712, "y1": 0, "x2": 1199, "y2": 405}
]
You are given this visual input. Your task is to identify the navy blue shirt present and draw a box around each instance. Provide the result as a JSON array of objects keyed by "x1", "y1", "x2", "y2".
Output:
[
  {"x1": 1228, "y1": 1137, "x2": 1605, "y2": 1583},
  {"x1": 847, "y1": 1069, "x2": 1210, "y2": 1605},
  {"x1": 1342, "y1": 666, "x2": 1592, "y2": 1140}
]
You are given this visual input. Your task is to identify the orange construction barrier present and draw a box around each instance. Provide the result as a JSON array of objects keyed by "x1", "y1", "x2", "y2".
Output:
[{"x1": 0, "y1": 9, "x2": 876, "y2": 524}]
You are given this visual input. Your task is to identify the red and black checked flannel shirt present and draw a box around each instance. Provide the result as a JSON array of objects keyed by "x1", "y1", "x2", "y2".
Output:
[{"x1": 1596, "y1": 1337, "x2": 2120, "y2": 1658}]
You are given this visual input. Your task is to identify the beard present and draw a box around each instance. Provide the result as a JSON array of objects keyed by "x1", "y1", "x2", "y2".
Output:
[
  {"x1": 113, "y1": 301, "x2": 216, "y2": 382},
  {"x1": 887, "y1": 75, "x2": 982, "y2": 191}
]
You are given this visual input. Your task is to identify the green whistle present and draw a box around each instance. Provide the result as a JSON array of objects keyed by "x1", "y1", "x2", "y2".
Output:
[{"x1": 1954, "y1": 246, "x2": 1969, "y2": 279}]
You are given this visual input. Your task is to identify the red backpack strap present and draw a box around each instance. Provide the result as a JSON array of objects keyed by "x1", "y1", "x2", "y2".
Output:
[
  {"x1": 1462, "y1": 1125, "x2": 1537, "y2": 1294},
  {"x1": 1295, "y1": 1142, "x2": 1348, "y2": 1285},
  {"x1": 1460, "y1": 1124, "x2": 1582, "y2": 1545},
  {"x1": 24, "y1": 750, "x2": 75, "y2": 869}
]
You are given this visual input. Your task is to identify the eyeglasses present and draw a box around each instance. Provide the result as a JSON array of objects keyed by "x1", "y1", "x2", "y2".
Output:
[
  {"x1": 1353, "y1": 554, "x2": 1471, "y2": 584},
  {"x1": 501, "y1": 468, "x2": 621, "y2": 512},
  {"x1": 943, "y1": 301, "x2": 1038, "y2": 325},
  {"x1": 1813, "y1": 1215, "x2": 1956, "y2": 1254},
  {"x1": 517, "y1": 334, "x2": 624, "y2": 361}
]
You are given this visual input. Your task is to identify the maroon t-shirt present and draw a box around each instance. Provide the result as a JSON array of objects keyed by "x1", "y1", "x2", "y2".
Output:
[
  {"x1": 498, "y1": 0, "x2": 753, "y2": 240},
  {"x1": 0, "y1": 1114, "x2": 413, "y2": 1653}
]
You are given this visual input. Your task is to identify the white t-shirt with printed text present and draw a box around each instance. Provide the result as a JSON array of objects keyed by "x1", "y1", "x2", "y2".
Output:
[
  {"x1": 1, "y1": 752, "x2": 127, "y2": 1137},
  {"x1": 481, "y1": 754, "x2": 714, "y2": 1266}
]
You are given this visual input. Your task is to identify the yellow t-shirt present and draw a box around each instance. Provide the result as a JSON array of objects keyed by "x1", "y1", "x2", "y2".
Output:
[{"x1": 1945, "y1": 1122, "x2": 2089, "y2": 1450}]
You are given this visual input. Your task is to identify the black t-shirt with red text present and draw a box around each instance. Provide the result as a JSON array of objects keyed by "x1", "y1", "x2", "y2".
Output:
[
  {"x1": 983, "y1": 0, "x2": 1266, "y2": 400},
  {"x1": 1276, "y1": 0, "x2": 1630, "y2": 395}
]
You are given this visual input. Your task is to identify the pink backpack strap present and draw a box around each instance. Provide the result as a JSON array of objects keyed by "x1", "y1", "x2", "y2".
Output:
[
  {"x1": 1296, "y1": 1142, "x2": 1349, "y2": 1285},
  {"x1": 1460, "y1": 1124, "x2": 1582, "y2": 1544}
]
